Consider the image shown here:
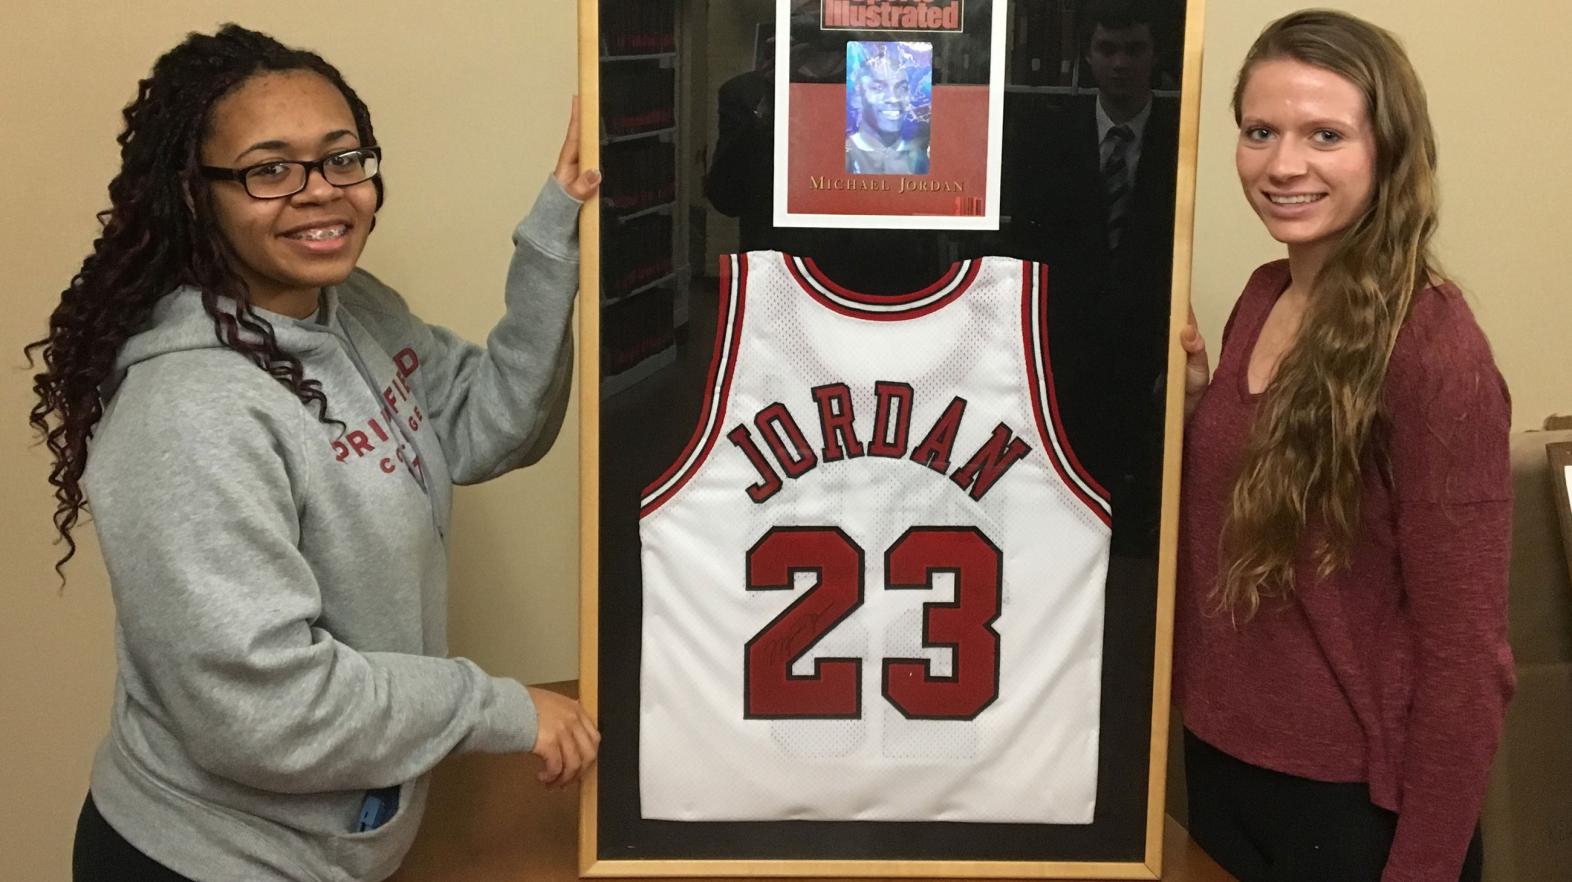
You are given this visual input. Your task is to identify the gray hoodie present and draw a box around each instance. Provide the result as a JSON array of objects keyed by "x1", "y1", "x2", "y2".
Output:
[{"x1": 83, "y1": 178, "x2": 580, "y2": 881}]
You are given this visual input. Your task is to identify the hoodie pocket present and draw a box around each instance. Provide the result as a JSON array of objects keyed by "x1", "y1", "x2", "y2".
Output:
[{"x1": 328, "y1": 779, "x2": 423, "y2": 880}]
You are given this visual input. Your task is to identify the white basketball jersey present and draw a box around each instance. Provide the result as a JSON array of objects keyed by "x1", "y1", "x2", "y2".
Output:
[{"x1": 637, "y1": 252, "x2": 1111, "y2": 823}]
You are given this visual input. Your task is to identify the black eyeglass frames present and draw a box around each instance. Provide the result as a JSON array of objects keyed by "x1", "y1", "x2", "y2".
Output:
[{"x1": 200, "y1": 146, "x2": 382, "y2": 199}]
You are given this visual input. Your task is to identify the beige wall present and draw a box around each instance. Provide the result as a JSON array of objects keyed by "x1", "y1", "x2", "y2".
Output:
[{"x1": 2, "y1": 0, "x2": 1567, "y2": 879}]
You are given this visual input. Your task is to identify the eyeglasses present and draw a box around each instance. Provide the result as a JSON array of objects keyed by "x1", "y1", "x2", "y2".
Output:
[{"x1": 200, "y1": 146, "x2": 382, "y2": 199}]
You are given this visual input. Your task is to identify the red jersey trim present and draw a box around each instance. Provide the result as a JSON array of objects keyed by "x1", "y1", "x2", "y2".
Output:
[
  {"x1": 783, "y1": 252, "x2": 979, "y2": 321},
  {"x1": 639, "y1": 253, "x2": 749, "y2": 517},
  {"x1": 1020, "y1": 262, "x2": 1112, "y2": 526}
]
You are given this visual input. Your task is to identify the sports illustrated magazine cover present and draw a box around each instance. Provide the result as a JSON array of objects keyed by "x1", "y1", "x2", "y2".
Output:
[{"x1": 773, "y1": 0, "x2": 1006, "y2": 229}]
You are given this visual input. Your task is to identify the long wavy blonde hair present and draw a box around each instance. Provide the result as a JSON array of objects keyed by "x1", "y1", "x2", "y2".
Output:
[{"x1": 1217, "y1": 10, "x2": 1440, "y2": 619}]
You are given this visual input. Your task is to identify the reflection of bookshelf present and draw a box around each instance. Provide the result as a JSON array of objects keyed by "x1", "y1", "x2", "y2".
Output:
[
  {"x1": 600, "y1": 0, "x2": 683, "y2": 391},
  {"x1": 1010, "y1": 0, "x2": 1082, "y2": 89},
  {"x1": 1006, "y1": 86, "x2": 1181, "y2": 97},
  {"x1": 1006, "y1": 0, "x2": 1185, "y2": 93}
]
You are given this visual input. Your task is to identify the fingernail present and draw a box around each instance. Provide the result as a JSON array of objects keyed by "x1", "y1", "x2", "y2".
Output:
[{"x1": 585, "y1": 168, "x2": 602, "y2": 185}]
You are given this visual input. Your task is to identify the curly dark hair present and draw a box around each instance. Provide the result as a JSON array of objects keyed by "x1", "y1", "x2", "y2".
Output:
[{"x1": 25, "y1": 24, "x2": 384, "y2": 577}]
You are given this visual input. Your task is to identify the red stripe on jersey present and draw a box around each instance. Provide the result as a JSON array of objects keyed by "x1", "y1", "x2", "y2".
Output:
[
  {"x1": 1020, "y1": 262, "x2": 1112, "y2": 526},
  {"x1": 639, "y1": 253, "x2": 750, "y2": 517},
  {"x1": 784, "y1": 252, "x2": 980, "y2": 321}
]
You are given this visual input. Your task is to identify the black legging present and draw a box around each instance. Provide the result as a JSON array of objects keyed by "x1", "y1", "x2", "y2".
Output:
[
  {"x1": 73, "y1": 794, "x2": 196, "y2": 882},
  {"x1": 1184, "y1": 730, "x2": 1484, "y2": 882}
]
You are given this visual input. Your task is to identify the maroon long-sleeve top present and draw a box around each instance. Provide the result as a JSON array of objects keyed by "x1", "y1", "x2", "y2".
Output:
[{"x1": 1175, "y1": 261, "x2": 1516, "y2": 882}]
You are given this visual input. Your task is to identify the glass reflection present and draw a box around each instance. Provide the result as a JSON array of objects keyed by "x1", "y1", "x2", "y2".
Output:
[{"x1": 596, "y1": 0, "x2": 1188, "y2": 862}]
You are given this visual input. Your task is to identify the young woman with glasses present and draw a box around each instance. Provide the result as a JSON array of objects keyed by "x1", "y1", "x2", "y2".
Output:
[
  {"x1": 1176, "y1": 10, "x2": 1511, "y2": 882},
  {"x1": 27, "y1": 24, "x2": 600, "y2": 882}
]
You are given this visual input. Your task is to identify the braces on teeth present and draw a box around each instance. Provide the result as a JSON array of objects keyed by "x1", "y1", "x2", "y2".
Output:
[{"x1": 295, "y1": 226, "x2": 344, "y2": 240}]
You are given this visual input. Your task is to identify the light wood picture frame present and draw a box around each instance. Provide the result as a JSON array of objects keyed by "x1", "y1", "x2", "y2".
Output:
[{"x1": 578, "y1": 0, "x2": 1206, "y2": 876}]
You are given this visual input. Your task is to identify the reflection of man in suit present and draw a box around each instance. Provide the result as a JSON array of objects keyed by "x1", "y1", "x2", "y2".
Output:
[
  {"x1": 1019, "y1": 0, "x2": 1177, "y2": 311},
  {"x1": 1013, "y1": 0, "x2": 1179, "y2": 552}
]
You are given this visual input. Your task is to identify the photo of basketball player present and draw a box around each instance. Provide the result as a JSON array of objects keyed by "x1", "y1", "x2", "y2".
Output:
[{"x1": 844, "y1": 41, "x2": 932, "y2": 174}]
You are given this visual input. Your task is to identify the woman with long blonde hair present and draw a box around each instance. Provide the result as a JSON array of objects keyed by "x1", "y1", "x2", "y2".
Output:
[{"x1": 1176, "y1": 10, "x2": 1512, "y2": 880}]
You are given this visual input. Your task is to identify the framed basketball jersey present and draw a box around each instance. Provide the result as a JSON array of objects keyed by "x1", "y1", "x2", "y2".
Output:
[
  {"x1": 581, "y1": 0, "x2": 1204, "y2": 876},
  {"x1": 639, "y1": 254, "x2": 1110, "y2": 824}
]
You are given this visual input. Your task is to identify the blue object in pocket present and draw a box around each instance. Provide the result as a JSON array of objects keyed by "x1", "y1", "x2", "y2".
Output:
[{"x1": 355, "y1": 786, "x2": 401, "y2": 832}]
